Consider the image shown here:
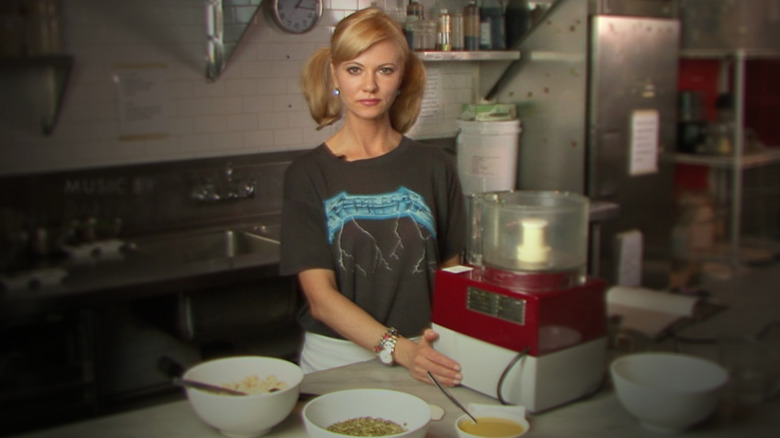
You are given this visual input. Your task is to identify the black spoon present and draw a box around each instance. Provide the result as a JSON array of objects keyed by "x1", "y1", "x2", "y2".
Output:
[
  {"x1": 427, "y1": 371, "x2": 478, "y2": 423},
  {"x1": 172, "y1": 376, "x2": 247, "y2": 396}
]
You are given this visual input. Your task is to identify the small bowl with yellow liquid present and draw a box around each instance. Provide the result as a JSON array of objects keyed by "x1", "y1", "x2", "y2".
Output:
[{"x1": 455, "y1": 404, "x2": 530, "y2": 438}]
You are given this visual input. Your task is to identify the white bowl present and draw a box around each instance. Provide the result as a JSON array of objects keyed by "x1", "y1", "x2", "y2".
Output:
[
  {"x1": 455, "y1": 403, "x2": 530, "y2": 438},
  {"x1": 302, "y1": 388, "x2": 432, "y2": 438},
  {"x1": 183, "y1": 356, "x2": 304, "y2": 438},
  {"x1": 610, "y1": 352, "x2": 729, "y2": 433}
]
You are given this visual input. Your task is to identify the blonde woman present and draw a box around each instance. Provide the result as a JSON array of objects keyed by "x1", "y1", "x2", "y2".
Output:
[{"x1": 280, "y1": 8, "x2": 466, "y2": 387}]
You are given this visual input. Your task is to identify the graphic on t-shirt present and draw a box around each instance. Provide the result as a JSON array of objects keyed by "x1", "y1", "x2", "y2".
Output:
[{"x1": 324, "y1": 186, "x2": 436, "y2": 245}]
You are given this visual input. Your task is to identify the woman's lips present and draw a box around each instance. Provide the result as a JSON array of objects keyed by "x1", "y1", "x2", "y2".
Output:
[{"x1": 358, "y1": 99, "x2": 381, "y2": 106}]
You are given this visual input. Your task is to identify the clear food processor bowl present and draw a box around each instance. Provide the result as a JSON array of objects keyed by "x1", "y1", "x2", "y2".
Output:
[{"x1": 466, "y1": 190, "x2": 590, "y2": 290}]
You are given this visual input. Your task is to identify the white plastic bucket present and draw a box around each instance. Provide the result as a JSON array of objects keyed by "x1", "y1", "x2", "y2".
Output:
[{"x1": 456, "y1": 119, "x2": 522, "y2": 195}]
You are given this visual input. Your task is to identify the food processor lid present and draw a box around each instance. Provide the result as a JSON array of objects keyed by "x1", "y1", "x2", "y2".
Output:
[{"x1": 467, "y1": 190, "x2": 591, "y2": 288}]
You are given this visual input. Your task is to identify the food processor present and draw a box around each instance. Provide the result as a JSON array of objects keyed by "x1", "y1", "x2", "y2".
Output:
[{"x1": 432, "y1": 191, "x2": 608, "y2": 412}]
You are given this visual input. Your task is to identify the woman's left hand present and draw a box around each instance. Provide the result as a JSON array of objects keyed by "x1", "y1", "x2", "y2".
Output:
[{"x1": 397, "y1": 328, "x2": 463, "y2": 386}]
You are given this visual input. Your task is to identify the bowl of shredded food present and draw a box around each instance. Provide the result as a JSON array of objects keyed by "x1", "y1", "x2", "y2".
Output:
[
  {"x1": 183, "y1": 356, "x2": 303, "y2": 438},
  {"x1": 302, "y1": 388, "x2": 432, "y2": 438}
]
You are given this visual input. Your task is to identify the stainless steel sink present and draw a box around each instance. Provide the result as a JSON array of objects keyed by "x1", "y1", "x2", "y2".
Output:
[{"x1": 127, "y1": 227, "x2": 279, "y2": 264}]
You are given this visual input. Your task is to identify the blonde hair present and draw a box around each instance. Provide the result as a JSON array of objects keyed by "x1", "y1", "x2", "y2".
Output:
[{"x1": 301, "y1": 7, "x2": 426, "y2": 133}]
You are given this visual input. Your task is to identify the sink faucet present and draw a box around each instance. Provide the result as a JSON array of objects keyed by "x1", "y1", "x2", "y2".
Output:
[
  {"x1": 224, "y1": 162, "x2": 234, "y2": 183},
  {"x1": 190, "y1": 162, "x2": 256, "y2": 202},
  {"x1": 227, "y1": 178, "x2": 256, "y2": 199},
  {"x1": 190, "y1": 178, "x2": 221, "y2": 201}
]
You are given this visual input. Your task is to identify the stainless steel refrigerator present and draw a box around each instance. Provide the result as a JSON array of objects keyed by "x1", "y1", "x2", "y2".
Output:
[{"x1": 481, "y1": 0, "x2": 680, "y2": 287}]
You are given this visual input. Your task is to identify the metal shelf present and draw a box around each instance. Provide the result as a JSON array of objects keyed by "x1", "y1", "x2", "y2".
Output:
[
  {"x1": 417, "y1": 50, "x2": 521, "y2": 62},
  {"x1": 675, "y1": 49, "x2": 780, "y2": 266},
  {"x1": 663, "y1": 148, "x2": 780, "y2": 169},
  {"x1": 674, "y1": 242, "x2": 777, "y2": 265},
  {"x1": 681, "y1": 48, "x2": 780, "y2": 60}
]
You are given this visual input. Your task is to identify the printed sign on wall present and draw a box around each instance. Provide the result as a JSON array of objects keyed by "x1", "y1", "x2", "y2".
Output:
[{"x1": 113, "y1": 64, "x2": 169, "y2": 140}]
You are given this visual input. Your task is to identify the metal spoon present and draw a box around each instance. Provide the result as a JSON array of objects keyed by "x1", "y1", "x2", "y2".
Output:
[
  {"x1": 172, "y1": 377, "x2": 247, "y2": 396},
  {"x1": 427, "y1": 371, "x2": 478, "y2": 423}
]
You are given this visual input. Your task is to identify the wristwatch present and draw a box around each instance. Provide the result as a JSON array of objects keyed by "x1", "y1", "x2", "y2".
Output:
[{"x1": 375, "y1": 327, "x2": 399, "y2": 366}]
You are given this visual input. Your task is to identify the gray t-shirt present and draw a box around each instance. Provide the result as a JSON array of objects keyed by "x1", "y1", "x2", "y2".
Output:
[{"x1": 279, "y1": 136, "x2": 466, "y2": 339}]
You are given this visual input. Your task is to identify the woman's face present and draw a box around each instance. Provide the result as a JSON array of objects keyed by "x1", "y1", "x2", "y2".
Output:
[{"x1": 332, "y1": 39, "x2": 405, "y2": 124}]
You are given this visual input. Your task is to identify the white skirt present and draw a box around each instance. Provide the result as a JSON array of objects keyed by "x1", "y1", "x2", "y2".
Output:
[{"x1": 299, "y1": 331, "x2": 374, "y2": 374}]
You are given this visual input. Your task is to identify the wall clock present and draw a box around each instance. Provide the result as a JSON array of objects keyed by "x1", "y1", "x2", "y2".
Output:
[{"x1": 268, "y1": 0, "x2": 323, "y2": 34}]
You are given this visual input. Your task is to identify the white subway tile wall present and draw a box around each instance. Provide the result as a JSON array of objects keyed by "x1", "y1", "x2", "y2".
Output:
[{"x1": 0, "y1": 0, "x2": 472, "y2": 176}]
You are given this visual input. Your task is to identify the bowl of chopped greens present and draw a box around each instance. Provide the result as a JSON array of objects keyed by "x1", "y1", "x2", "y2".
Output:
[{"x1": 302, "y1": 388, "x2": 432, "y2": 438}]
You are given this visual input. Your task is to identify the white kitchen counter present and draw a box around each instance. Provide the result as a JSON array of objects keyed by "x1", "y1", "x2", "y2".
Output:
[
  {"x1": 11, "y1": 262, "x2": 780, "y2": 438},
  {"x1": 10, "y1": 357, "x2": 780, "y2": 438}
]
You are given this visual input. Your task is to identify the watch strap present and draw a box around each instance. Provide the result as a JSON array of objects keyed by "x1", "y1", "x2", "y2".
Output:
[{"x1": 375, "y1": 327, "x2": 399, "y2": 365}]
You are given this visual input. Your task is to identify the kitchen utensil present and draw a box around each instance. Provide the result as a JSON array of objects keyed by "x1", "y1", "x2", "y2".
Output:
[
  {"x1": 432, "y1": 190, "x2": 608, "y2": 412},
  {"x1": 173, "y1": 376, "x2": 247, "y2": 396},
  {"x1": 427, "y1": 371, "x2": 478, "y2": 423},
  {"x1": 161, "y1": 356, "x2": 245, "y2": 396}
]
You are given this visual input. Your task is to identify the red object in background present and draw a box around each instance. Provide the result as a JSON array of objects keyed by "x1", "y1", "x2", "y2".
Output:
[
  {"x1": 745, "y1": 59, "x2": 780, "y2": 147},
  {"x1": 678, "y1": 58, "x2": 780, "y2": 146},
  {"x1": 676, "y1": 59, "x2": 722, "y2": 192},
  {"x1": 675, "y1": 58, "x2": 780, "y2": 193},
  {"x1": 678, "y1": 58, "x2": 723, "y2": 122},
  {"x1": 674, "y1": 163, "x2": 710, "y2": 192}
]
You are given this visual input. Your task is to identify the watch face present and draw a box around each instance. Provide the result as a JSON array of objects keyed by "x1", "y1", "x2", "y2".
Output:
[
  {"x1": 272, "y1": 0, "x2": 322, "y2": 34},
  {"x1": 379, "y1": 349, "x2": 393, "y2": 365}
]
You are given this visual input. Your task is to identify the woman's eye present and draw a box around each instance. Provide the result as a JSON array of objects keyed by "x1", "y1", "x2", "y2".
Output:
[
  {"x1": 346, "y1": 66, "x2": 361, "y2": 74},
  {"x1": 379, "y1": 67, "x2": 395, "y2": 75}
]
